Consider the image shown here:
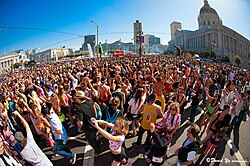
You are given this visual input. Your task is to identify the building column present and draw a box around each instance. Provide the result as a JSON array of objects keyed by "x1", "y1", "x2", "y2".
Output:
[{"x1": 195, "y1": 37, "x2": 197, "y2": 49}]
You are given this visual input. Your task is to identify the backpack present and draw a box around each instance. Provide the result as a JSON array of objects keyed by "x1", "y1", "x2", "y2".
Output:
[{"x1": 100, "y1": 86, "x2": 109, "y2": 102}]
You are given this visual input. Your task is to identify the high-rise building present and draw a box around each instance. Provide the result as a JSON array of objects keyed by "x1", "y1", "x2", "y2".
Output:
[
  {"x1": 32, "y1": 48, "x2": 40, "y2": 55},
  {"x1": 82, "y1": 35, "x2": 95, "y2": 51},
  {"x1": 133, "y1": 20, "x2": 142, "y2": 44},
  {"x1": 170, "y1": 21, "x2": 182, "y2": 40},
  {"x1": 144, "y1": 34, "x2": 161, "y2": 53}
]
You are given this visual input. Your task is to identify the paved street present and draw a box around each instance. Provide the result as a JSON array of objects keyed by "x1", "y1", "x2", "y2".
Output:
[{"x1": 42, "y1": 105, "x2": 250, "y2": 166}]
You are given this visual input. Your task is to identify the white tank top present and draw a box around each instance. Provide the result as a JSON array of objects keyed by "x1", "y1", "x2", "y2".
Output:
[{"x1": 109, "y1": 132, "x2": 125, "y2": 153}]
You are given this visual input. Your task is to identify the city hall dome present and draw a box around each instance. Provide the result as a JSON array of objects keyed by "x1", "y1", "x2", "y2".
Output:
[
  {"x1": 198, "y1": 0, "x2": 222, "y2": 29},
  {"x1": 200, "y1": 0, "x2": 218, "y2": 15}
]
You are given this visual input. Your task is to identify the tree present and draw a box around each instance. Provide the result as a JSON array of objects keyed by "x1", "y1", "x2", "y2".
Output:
[
  {"x1": 203, "y1": 51, "x2": 210, "y2": 58},
  {"x1": 234, "y1": 55, "x2": 242, "y2": 66},
  {"x1": 221, "y1": 55, "x2": 230, "y2": 63},
  {"x1": 12, "y1": 62, "x2": 22, "y2": 69},
  {"x1": 163, "y1": 49, "x2": 173, "y2": 55},
  {"x1": 210, "y1": 50, "x2": 216, "y2": 59},
  {"x1": 189, "y1": 50, "x2": 197, "y2": 56},
  {"x1": 199, "y1": 52, "x2": 204, "y2": 58}
]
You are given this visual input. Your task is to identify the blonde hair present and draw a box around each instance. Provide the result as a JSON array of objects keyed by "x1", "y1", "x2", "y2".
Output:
[
  {"x1": 116, "y1": 117, "x2": 129, "y2": 135},
  {"x1": 168, "y1": 102, "x2": 180, "y2": 114}
]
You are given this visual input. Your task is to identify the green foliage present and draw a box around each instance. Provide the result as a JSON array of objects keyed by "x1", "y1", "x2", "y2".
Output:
[
  {"x1": 188, "y1": 50, "x2": 197, "y2": 56},
  {"x1": 203, "y1": 51, "x2": 210, "y2": 58},
  {"x1": 210, "y1": 50, "x2": 216, "y2": 59},
  {"x1": 82, "y1": 52, "x2": 88, "y2": 55},
  {"x1": 221, "y1": 55, "x2": 230, "y2": 63},
  {"x1": 163, "y1": 49, "x2": 173, "y2": 55},
  {"x1": 234, "y1": 55, "x2": 242, "y2": 65},
  {"x1": 12, "y1": 62, "x2": 22, "y2": 69},
  {"x1": 65, "y1": 53, "x2": 84, "y2": 58},
  {"x1": 199, "y1": 52, "x2": 204, "y2": 58}
]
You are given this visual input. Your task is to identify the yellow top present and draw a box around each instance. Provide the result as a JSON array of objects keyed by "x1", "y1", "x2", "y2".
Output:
[
  {"x1": 4, "y1": 101, "x2": 9, "y2": 110},
  {"x1": 141, "y1": 103, "x2": 158, "y2": 130}
]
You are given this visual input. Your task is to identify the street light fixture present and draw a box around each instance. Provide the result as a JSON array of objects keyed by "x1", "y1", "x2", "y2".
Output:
[{"x1": 91, "y1": 20, "x2": 99, "y2": 58}]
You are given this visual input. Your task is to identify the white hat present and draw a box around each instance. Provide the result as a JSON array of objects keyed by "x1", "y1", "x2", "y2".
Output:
[{"x1": 15, "y1": 131, "x2": 24, "y2": 142}]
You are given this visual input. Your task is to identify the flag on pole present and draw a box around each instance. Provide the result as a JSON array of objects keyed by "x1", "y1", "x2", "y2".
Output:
[{"x1": 99, "y1": 42, "x2": 104, "y2": 55}]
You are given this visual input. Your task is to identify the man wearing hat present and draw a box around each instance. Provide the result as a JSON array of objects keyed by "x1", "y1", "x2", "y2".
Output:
[{"x1": 74, "y1": 91, "x2": 102, "y2": 155}]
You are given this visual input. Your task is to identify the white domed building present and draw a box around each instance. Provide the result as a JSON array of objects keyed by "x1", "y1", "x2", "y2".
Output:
[{"x1": 169, "y1": 0, "x2": 250, "y2": 68}]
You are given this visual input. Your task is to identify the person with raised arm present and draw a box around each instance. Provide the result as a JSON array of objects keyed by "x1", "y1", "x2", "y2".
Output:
[
  {"x1": 92, "y1": 117, "x2": 131, "y2": 166},
  {"x1": 12, "y1": 111, "x2": 53, "y2": 166}
]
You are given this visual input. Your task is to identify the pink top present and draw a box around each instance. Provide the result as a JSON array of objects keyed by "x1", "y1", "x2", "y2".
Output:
[
  {"x1": 163, "y1": 110, "x2": 181, "y2": 131},
  {"x1": 5, "y1": 128, "x2": 15, "y2": 143}
]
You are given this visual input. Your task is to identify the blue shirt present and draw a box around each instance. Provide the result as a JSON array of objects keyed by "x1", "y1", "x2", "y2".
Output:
[{"x1": 9, "y1": 102, "x2": 16, "y2": 112}]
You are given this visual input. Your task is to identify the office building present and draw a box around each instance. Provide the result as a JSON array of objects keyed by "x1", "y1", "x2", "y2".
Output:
[
  {"x1": 82, "y1": 35, "x2": 95, "y2": 51},
  {"x1": 133, "y1": 20, "x2": 142, "y2": 45},
  {"x1": 0, "y1": 49, "x2": 27, "y2": 72}
]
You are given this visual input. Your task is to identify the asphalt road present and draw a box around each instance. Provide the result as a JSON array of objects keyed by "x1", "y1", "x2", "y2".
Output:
[{"x1": 41, "y1": 105, "x2": 250, "y2": 166}]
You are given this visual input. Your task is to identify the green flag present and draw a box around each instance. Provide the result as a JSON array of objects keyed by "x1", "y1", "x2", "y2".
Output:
[{"x1": 99, "y1": 42, "x2": 104, "y2": 55}]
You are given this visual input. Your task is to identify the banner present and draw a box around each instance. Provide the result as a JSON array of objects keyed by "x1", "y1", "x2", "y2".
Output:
[
  {"x1": 99, "y1": 42, "x2": 104, "y2": 55},
  {"x1": 87, "y1": 43, "x2": 94, "y2": 57}
]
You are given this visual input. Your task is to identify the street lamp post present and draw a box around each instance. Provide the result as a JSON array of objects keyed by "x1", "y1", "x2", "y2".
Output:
[
  {"x1": 211, "y1": 40, "x2": 217, "y2": 60},
  {"x1": 91, "y1": 20, "x2": 99, "y2": 58}
]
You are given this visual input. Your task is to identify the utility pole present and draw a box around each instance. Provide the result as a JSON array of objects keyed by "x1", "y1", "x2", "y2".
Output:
[
  {"x1": 136, "y1": 31, "x2": 143, "y2": 58},
  {"x1": 91, "y1": 20, "x2": 99, "y2": 58},
  {"x1": 139, "y1": 31, "x2": 142, "y2": 58}
]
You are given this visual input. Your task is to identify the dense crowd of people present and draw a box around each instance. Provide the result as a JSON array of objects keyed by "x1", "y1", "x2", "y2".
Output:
[{"x1": 0, "y1": 54, "x2": 249, "y2": 166}]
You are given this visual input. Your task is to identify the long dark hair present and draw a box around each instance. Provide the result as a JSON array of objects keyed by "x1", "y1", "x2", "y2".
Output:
[
  {"x1": 211, "y1": 93, "x2": 221, "y2": 107},
  {"x1": 134, "y1": 88, "x2": 143, "y2": 109}
]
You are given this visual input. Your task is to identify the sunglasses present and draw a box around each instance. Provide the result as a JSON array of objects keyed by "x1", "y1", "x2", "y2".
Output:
[
  {"x1": 114, "y1": 122, "x2": 119, "y2": 127},
  {"x1": 170, "y1": 107, "x2": 177, "y2": 111}
]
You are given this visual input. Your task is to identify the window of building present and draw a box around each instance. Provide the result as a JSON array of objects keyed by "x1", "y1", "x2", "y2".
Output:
[
  {"x1": 208, "y1": 21, "x2": 210, "y2": 25},
  {"x1": 203, "y1": 21, "x2": 206, "y2": 25},
  {"x1": 213, "y1": 21, "x2": 215, "y2": 24}
]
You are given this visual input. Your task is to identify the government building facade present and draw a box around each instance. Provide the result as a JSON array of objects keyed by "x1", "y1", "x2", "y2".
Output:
[
  {"x1": 0, "y1": 50, "x2": 27, "y2": 74},
  {"x1": 168, "y1": 0, "x2": 250, "y2": 68}
]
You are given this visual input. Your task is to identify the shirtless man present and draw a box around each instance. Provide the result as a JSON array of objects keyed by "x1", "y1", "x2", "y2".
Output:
[{"x1": 151, "y1": 76, "x2": 166, "y2": 113}]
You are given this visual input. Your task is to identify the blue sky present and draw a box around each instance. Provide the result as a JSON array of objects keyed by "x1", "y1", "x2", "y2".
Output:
[{"x1": 0, "y1": 0, "x2": 249, "y2": 55}]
